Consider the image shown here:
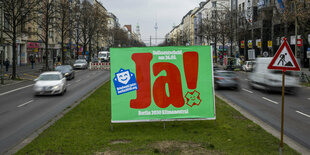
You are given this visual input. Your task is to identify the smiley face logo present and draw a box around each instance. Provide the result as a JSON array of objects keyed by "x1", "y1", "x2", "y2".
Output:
[{"x1": 116, "y1": 70, "x2": 131, "y2": 85}]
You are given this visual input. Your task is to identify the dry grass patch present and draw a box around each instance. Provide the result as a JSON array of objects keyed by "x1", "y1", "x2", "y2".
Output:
[{"x1": 151, "y1": 141, "x2": 223, "y2": 155}]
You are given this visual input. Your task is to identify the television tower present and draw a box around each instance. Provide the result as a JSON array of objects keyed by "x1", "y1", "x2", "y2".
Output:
[
  {"x1": 136, "y1": 23, "x2": 141, "y2": 41},
  {"x1": 154, "y1": 22, "x2": 158, "y2": 45}
]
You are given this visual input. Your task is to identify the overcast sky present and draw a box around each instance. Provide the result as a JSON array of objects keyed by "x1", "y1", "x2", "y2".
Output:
[{"x1": 100, "y1": 0, "x2": 204, "y2": 45}]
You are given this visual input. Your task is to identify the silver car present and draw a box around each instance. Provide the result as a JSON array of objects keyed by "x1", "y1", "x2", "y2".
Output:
[
  {"x1": 33, "y1": 72, "x2": 67, "y2": 95},
  {"x1": 73, "y1": 59, "x2": 88, "y2": 69}
]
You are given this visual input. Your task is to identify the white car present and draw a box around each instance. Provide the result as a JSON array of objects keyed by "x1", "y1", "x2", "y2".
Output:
[
  {"x1": 33, "y1": 72, "x2": 67, "y2": 95},
  {"x1": 73, "y1": 59, "x2": 88, "y2": 69},
  {"x1": 242, "y1": 61, "x2": 255, "y2": 72}
]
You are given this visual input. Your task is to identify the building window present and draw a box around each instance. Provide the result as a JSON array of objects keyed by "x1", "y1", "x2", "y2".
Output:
[
  {"x1": 212, "y1": 1, "x2": 216, "y2": 8},
  {"x1": 4, "y1": 13, "x2": 10, "y2": 31},
  {"x1": 242, "y1": 2, "x2": 245, "y2": 11}
]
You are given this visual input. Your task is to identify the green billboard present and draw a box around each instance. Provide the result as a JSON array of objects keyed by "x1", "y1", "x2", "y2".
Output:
[{"x1": 111, "y1": 46, "x2": 215, "y2": 123}]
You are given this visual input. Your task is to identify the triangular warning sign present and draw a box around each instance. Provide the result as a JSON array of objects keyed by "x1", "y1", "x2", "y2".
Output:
[{"x1": 268, "y1": 38, "x2": 300, "y2": 71}]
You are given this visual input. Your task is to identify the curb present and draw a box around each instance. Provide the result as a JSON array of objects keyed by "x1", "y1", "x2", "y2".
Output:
[
  {"x1": 5, "y1": 80, "x2": 110, "y2": 155},
  {"x1": 216, "y1": 94, "x2": 310, "y2": 154}
]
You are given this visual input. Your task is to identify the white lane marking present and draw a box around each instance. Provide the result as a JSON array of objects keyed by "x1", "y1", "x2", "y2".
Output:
[
  {"x1": 76, "y1": 80, "x2": 81, "y2": 82},
  {"x1": 308, "y1": 98, "x2": 310, "y2": 100},
  {"x1": 0, "y1": 84, "x2": 34, "y2": 96},
  {"x1": 17, "y1": 100, "x2": 34, "y2": 108},
  {"x1": 67, "y1": 84, "x2": 71, "y2": 86},
  {"x1": 262, "y1": 97, "x2": 278, "y2": 105},
  {"x1": 242, "y1": 88, "x2": 253, "y2": 94},
  {"x1": 296, "y1": 111, "x2": 310, "y2": 118},
  {"x1": 245, "y1": 79, "x2": 249, "y2": 81}
]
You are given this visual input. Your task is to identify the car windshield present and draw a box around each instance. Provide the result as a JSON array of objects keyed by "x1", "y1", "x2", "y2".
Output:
[
  {"x1": 98, "y1": 53, "x2": 107, "y2": 57},
  {"x1": 247, "y1": 62, "x2": 254, "y2": 65},
  {"x1": 39, "y1": 74, "x2": 61, "y2": 81},
  {"x1": 75, "y1": 60, "x2": 86, "y2": 63}
]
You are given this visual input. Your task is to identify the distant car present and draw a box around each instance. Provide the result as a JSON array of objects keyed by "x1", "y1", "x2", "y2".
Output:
[
  {"x1": 92, "y1": 57, "x2": 99, "y2": 63},
  {"x1": 214, "y1": 70, "x2": 239, "y2": 90},
  {"x1": 55, "y1": 65, "x2": 75, "y2": 80},
  {"x1": 98, "y1": 51, "x2": 110, "y2": 62},
  {"x1": 33, "y1": 72, "x2": 67, "y2": 96},
  {"x1": 242, "y1": 61, "x2": 255, "y2": 72},
  {"x1": 73, "y1": 59, "x2": 88, "y2": 69}
]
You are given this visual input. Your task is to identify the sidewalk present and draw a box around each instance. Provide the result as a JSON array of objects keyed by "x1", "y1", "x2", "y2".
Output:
[{"x1": 0, "y1": 63, "x2": 44, "y2": 87}]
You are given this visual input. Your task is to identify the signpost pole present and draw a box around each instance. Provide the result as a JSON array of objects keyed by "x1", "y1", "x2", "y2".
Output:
[{"x1": 279, "y1": 70, "x2": 286, "y2": 154}]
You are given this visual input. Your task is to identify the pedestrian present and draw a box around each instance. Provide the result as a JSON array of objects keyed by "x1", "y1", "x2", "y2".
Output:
[
  {"x1": 29, "y1": 55, "x2": 35, "y2": 69},
  {"x1": 4, "y1": 58, "x2": 9, "y2": 72}
]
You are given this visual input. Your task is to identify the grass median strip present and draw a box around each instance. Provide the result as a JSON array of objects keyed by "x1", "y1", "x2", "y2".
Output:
[{"x1": 17, "y1": 81, "x2": 299, "y2": 154}]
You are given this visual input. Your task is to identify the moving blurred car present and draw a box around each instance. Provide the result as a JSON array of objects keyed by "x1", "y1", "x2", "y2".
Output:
[
  {"x1": 73, "y1": 59, "x2": 88, "y2": 69},
  {"x1": 213, "y1": 66, "x2": 221, "y2": 72},
  {"x1": 248, "y1": 57, "x2": 299, "y2": 94},
  {"x1": 214, "y1": 70, "x2": 239, "y2": 90},
  {"x1": 242, "y1": 61, "x2": 255, "y2": 72},
  {"x1": 55, "y1": 65, "x2": 75, "y2": 80},
  {"x1": 33, "y1": 72, "x2": 67, "y2": 95}
]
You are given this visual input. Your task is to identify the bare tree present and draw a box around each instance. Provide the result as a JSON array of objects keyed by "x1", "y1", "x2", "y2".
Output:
[
  {"x1": 72, "y1": 0, "x2": 82, "y2": 59},
  {"x1": 79, "y1": 1, "x2": 92, "y2": 59},
  {"x1": 88, "y1": 2, "x2": 107, "y2": 62},
  {"x1": 1, "y1": 0, "x2": 39, "y2": 79},
  {"x1": 55, "y1": 0, "x2": 70, "y2": 65},
  {"x1": 35, "y1": 0, "x2": 57, "y2": 70}
]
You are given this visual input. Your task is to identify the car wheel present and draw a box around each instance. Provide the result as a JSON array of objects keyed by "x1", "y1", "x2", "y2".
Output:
[{"x1": 235, "y1": 85, "x2": 240, "y2": 91}]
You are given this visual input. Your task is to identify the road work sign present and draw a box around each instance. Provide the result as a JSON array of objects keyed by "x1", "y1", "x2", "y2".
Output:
[
  {"x1": 110, "y1": 46, "x2": 215, "y2": 123},
  {"x1": 267, "y1": 38, "x2": 300, "y2": 152},
  {"x1": 268, "y1": 38, "x2": 300, "y2": 71}
]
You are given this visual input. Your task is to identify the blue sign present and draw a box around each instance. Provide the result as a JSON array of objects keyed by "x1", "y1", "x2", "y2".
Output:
[{"x1": 113, "y1": 68, "x2": 138, "y2": 95}]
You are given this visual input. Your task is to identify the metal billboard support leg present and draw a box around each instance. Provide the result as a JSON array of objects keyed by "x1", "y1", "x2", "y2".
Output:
[{"x1": 215, "y1": 120, "x2": 217, "y2": 128}]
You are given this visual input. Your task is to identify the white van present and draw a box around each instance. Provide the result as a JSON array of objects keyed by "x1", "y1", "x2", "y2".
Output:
[
  {"x1": 248, "y1": 57, "x2": 300, "y2": 94},
  {"x1": 98, "y1": 51, "x2": 110, "y2": 62}
]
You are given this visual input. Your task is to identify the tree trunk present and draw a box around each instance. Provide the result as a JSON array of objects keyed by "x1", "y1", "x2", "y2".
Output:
[
  {"x1": 88, "y1": 39, "x2": 92, "y2": 62},
  {"x1": 12, "y1": 27, "x2": 17, "y2": 80}
]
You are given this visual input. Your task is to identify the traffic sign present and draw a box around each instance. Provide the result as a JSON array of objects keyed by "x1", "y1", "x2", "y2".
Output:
[
  {"x1": 297, "y1": 39, "x2": 302, "y2": 47},
  {"x1": 268, "y1": 40, "x2": 272, "y2": 48},
  {"x1": 248, "y1": 40, "x2": 252, "y2": 48},
  {"x1": 257, "y1": 41, "x2": 261, "y2": 48},
  {"x1": 241, "y1": 40, "x2": 244, "y2": 48},
  {"x1": 268, "y1": 38, "x2": 300, "y2": 71},
  {"x1": 263, "y1": 51, "x2": 269, "y2": 57}
]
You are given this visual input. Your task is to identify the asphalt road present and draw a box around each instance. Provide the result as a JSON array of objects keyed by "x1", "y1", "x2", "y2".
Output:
[
  {"x1": 216, "y1": 71, "x2": 310, "y2": 150},
  {"x1": 0, "y1": 69, "x2": 110, "y2": 154}
]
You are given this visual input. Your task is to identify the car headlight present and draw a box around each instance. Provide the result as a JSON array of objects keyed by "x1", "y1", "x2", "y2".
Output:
[
  {"x1": 65, "y1": 73, "x2": 69, "y2": 76},
  {"x1": 52, "y1": 85, "x2": 61, "y2": 90}
]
